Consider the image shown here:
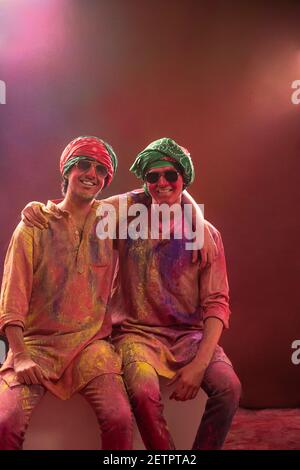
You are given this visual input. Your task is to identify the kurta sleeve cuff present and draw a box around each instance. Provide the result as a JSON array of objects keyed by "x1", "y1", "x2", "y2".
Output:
[
  {"x1": 202, "y1": 306, "x2": 230, "y2": 329},
  {"x1": 0, "y1": 315, "x2": 25, "y2": 335}
]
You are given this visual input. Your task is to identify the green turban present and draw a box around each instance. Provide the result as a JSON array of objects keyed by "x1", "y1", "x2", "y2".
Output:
[{"x1": 130, "y1": 137, "x2": 195, "y2": 187}]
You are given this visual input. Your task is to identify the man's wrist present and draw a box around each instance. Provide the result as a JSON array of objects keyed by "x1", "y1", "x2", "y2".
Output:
[
  {"x1": 191, "y1": 354, "x2": 210, "y2": 369},
  {"x1": 13, "y1": 350, "x2": 29, "y2": 359}
]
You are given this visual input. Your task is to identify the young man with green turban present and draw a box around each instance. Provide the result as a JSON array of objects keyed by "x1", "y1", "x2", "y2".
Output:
[
  {"x1": 108, "y1": 138, "x2": 241, "y2": 450},
  {"x1": 0, "y1": 136, "x2": 133, "y2": 450}
]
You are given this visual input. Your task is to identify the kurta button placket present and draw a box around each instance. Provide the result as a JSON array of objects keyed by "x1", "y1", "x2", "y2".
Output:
[{"x1": 77, "y1": 249, "x2": 85, "y2": 273}]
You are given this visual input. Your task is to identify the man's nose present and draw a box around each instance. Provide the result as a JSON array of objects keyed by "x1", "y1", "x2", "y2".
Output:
[
  {"x1": 85, "y1": 164, "x2": 97, "y2": 178},
  {"x1": 157, "y1": 174, "x2": 168, "y2": 185}
]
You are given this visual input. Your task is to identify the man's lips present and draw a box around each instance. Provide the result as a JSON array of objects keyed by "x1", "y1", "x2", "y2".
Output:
[
  {"x1": 79, "y1": 178, "x2": 97, "y2": 188},
  {"x1": 155, "y1": 188, "x2": 173, "y2": 194}
]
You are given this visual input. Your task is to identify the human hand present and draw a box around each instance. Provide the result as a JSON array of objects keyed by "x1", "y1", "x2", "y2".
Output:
[
  {"x1": 198, "y1": 222, "x2": 218, "y2": 267},
  {"x1": 13, "y1": 351, "x2": 49, "y2": 385},
  {"x1": 21, "y1": 201, "x2": 62, "y2": 229},
  {"x1": 168, "y1": 361, "x2": 207, "y2": 401}
]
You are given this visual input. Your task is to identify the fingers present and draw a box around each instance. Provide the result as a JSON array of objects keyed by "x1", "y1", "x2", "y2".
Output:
[
  {"x1": 40, "y1": 369, "x2": 50, "y2": 381},
  {"x1": 30, "y1": 217, "x2": 47, "y2": 230},
  {"x1": 34, "y1": 207, "x2": 49, "y2": 229},
  {"x1": 27, "y1": 368, "x2": 40, "y2": 385},
  {"x1": 169, "y1": 380, "x2": 185, "y2": 400},
  {"x1": 170, "y1": 385, "x2": 198, "y2": 401},
  {"x1": 42, "y1": 206, "x2": 62, "y2": 220},
  {"x1": 199, "y1": 250, "x2": 208, "y2": 269},
  {"x1": 22, "y1": 203, "x2": 62, "y2": 229},
  {"x1": 189, "y1": 389, "x2": 198, "y2": 400},
  {"x1": 16, "y1": 370, "x2": 36, "y2": 385},
  {"x1": 208, "y1": 239, "x2": 218, "y2": 264},
  {"x1": 16, "y1": 372, "x2": 29, "y2": 385},
  {"x1": 21, "y1": 215, "x2": 35, "y2": 228},
  {"x1": 35, "y1": 366, "x2": 47, "y2": 383},
  {"x1": 192, "y1": 249, "x2": 200, "y2": 264},
  {"x1": 167, "y1": 373, "x2": 180, "y2": 387},
  {"x1": 170, "y1": 387, "x2": 185, "y2": 401},
  {"x1": 21, "y1": 208, "x2": 47, "y2": 230},
  {"x1": 182, "y1": 387, "x2": 198, "y2": 401},
  {"x1": 16, "y1": 365, "x2": 45, "y2": 386},
  {"x1": 201, "y1": 224, "x2": 219, "y2": 266}
]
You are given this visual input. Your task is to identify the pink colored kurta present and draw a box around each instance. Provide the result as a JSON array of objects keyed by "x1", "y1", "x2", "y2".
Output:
[{"x1": 105, "y1": 190, "x2": 232, "y2": 377}]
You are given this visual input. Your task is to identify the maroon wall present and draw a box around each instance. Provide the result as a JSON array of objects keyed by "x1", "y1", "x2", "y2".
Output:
[{"x1": 1, "y1": 1, "x2": 300, "y2": 407}]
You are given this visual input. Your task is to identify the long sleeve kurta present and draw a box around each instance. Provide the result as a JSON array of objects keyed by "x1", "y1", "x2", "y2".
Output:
[
  {"x1": 106, "y1": 190, "x2": 232, "y2": 377},
  {"x1": 0, "y1": 200, "x2": 121, "y2": 399}
]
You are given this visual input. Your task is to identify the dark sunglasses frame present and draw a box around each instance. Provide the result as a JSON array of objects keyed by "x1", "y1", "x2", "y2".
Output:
[
  {"x1": 76, "y1": 160, "x2": 108, "y2": 177},
  {"x1": 145, "y1": 170, "x2": 179, "y2": 184}
]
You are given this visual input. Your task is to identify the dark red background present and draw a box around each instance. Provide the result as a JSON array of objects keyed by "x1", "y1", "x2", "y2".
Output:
[{"x1": 1, "y1": 1, "x2": 300, "y2": 407}]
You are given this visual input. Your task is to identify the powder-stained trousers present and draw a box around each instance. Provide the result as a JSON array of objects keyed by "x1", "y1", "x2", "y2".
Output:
[
  {"x1": 123, "y1": 360, "x2": 241, "y2": 450},
  {"x1": 0, "y1": 373, "x2": 133, "y2": 450}
]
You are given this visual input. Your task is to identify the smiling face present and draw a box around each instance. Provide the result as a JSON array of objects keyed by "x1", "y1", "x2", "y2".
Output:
[
  {"x1": 66, "y1": 158, "x2": 107, "y2": 201},
  {"x1": 145, "y1": 165, "x2": 184, "y2": 205}
]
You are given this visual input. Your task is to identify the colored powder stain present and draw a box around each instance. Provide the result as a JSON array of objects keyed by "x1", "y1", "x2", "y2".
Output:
[
  {"x1": 127, "y1": 239, "x2": 151, "y2": 319},
  {"x1": 0, "y1": 380, "x2": 8, "y2": 393}
]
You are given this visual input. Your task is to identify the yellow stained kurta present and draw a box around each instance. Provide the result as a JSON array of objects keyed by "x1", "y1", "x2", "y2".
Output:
[
  {"x1": 105, "y1": 190, "x2": 232, "y2": 377},
  {"x1": 0, "y1": 200, "x2": 120, "y2": 399}
]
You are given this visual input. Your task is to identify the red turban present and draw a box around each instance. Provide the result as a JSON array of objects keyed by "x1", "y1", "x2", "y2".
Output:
[{"x1": 60, "y1": 136, "x2": 117, "y2": 187}]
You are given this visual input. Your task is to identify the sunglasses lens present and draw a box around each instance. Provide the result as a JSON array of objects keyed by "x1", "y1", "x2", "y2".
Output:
[
  {"x1": 165, "y1": 171, "x2": 178, "y2": 182},
  {"x1": 96, "y1": 165, "x2": 108, "y2": 177},
  {"x1": 146, "y1": 172, "x2": 159, "y2": 183},
  {"x1": 77, "y1": 160, "x2": 107, "y2": 177},
  {"x1": 77, "y1": 160, "x2": 91, "y2": 171},
  {"x1": 146, "y1": 170, "x2": 179, "y2": 183}
]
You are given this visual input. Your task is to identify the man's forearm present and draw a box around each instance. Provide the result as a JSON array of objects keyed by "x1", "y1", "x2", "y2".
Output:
[
  {"x1": 194, "y1": 317, "x2": 224, "y2": 366},
  {"x1": 5, "y1": 324, "x2": 45, "y2": 384},
  {"x1": 5, "y1": 325, "x2": 27, "y2": 356}
]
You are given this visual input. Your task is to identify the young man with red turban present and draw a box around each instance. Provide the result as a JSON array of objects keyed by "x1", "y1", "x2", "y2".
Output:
[{"x1": 0, "y1": 136, "x2": 133, "y2": 450}]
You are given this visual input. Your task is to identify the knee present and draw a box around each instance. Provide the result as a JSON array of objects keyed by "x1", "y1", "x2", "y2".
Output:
[
  {"x1": 124, "y1": 362, "x2": 160, "y2": 407},
  {"x1": 217, "y1": 372, "x2": 242, "y2": 407},
  {"x1": 229, "y1": 375, "x2": 242, "y2": 404},
  {"x1": 205, "y1": 362, "x2": 242, "y2": 406},
  {"x1": 130, "y1": 380, "x2": 161, "y2": 410}
]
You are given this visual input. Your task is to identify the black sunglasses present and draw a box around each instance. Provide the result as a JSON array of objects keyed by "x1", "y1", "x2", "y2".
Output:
[
  {"x1": 145, "y1": 170, "x2": 179, "y2": 184},
  {"x1": 76, "y1": 160, "x2": 108, "y2": 177}
]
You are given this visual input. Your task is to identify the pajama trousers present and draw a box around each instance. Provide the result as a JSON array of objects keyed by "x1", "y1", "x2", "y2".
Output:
[
  {"x1": 123, "y1": 360, "x2": 241, "y2": 450},
  {"x1": 0, "y1": 373, "x2": 133, "y2": 450}
]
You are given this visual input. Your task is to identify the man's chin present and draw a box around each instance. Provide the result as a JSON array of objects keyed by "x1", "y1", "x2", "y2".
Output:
[
  {"x1": 152, "y1": 196, "x2": 176, "y2": 206},
  {"x1": 77, "y1": 190, "x2": 100, "y2": 201}
]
